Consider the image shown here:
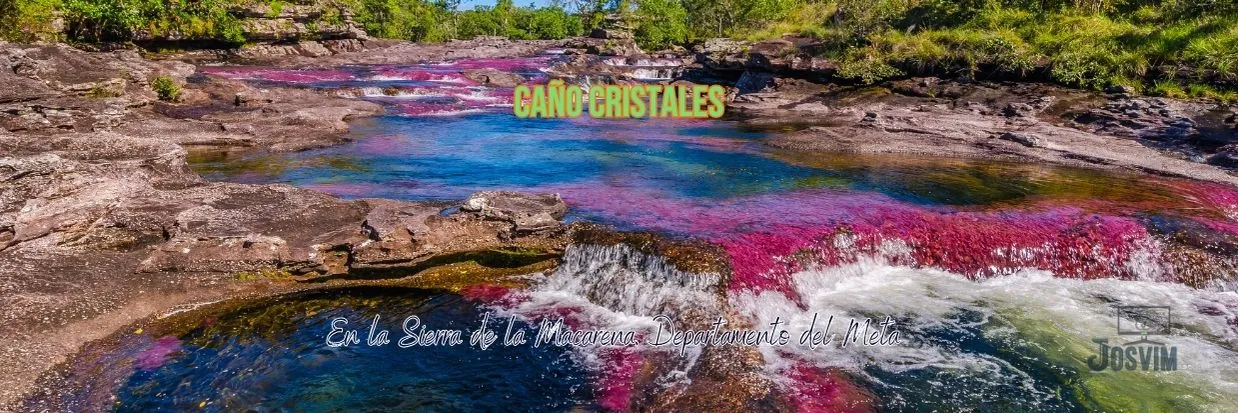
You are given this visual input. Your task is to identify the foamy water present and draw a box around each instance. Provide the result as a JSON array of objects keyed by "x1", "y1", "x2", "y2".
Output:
[{"x1": 488, "y1": 244, "x2": 1238, "y2": 411}]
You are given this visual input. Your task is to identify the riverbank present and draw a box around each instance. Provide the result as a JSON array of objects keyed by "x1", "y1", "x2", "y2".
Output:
[{"x1": 1, "y1": 37, "x2": 1236, "y2": 409}]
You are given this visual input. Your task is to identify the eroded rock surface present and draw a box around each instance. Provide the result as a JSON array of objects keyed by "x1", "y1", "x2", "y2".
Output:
[
  {"x1": 723, "y1": 77, "x2": 1236, "y2": 185},
  {"x1": 0, "y1": 40, "x2": 576, "y2": 406},
  {"x1": 0, "y1": 126, "x2": 574, "y2": 407}
]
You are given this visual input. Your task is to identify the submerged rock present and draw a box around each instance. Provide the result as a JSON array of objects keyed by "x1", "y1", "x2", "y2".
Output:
[
  {"x1": 461, "y1": 68, "x2": 526, "y2": 87},
  {"x1": 1209, "y1": 145, "x2": 1238, "y2": 168}
]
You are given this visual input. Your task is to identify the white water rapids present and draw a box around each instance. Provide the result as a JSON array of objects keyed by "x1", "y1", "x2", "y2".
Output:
[{"x1": 499, "y1": 244, "x2": 1238, "y2": 411}]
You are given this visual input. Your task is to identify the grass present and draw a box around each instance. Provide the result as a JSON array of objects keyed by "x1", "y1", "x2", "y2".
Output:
[
  {"x1": 742, "y1": 5, "x2": 835, "y2": 42},
  {"x1": 745, "y1": 3, "x2": 1238, "y2": 97},
  {"x1": 86, "y1": 82, "x2": 123, "y2": 98},
  {"x1": 1150, "y1": 80, "x2": 1188, "y2": 98}
]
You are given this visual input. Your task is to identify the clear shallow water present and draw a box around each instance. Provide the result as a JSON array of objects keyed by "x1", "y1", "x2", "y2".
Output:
[
  {"x1": 192, "y1": 108, "x2": 1238, "y2": 286},
  {"x1": 49, "y1": 58, "x2": 1238, "y2": 412},
  {"x1": 195, "y1": 112, "x2": 1184, "y2": 207},
  {"x1": 114, "y1": 288, "x2": 594, "y2": 412}
]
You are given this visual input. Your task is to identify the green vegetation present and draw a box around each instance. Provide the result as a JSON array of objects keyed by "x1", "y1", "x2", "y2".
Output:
[
  {"x1": 722, "y1": 0, "x2": 1238, "y2": 94},
  {"x1": 0, "y1": 0, "x2": 588, "y2": 43},
  {"x1": 1, "y1": 0, "x2": 1233, "y2": 96},
  {"x1": 151, "y1": 75, "x2": 181, "y2": 101},
  {"x1": 304, "y1": 0, "x2": 586, "y2": 42},
  {"x1": 234, "y1": 267, "x2": 296, "y2": 281},
  {"x1": 86, "y1": 82, "x2": 123, "y2": 98},
  {"x1": 0, "y1": 0, "x2": 249, "y2": 43},
  {"x1": 636, "y1": 0, "x2": 1236, "y2": 94}
]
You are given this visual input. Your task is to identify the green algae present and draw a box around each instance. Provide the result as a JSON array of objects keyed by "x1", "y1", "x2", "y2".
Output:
[
  {"x1": 985, "y1": 306, "x2": 1233, "y2": 412},
  {"x1": 348, "y1": 246, "x2": 561, "y2": 280},
  {"x1": 769, "y1": 150, "x2": 1186, "y2": 209},
  {"x1": 235, "y1": 268, "x2": 297, "y2": 281}
]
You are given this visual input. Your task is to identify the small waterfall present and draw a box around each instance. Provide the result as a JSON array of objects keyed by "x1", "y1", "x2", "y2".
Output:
[
  {"x1": 627, "y1": 68, "x2": 674, "y2": 81},
  {"x1": 532, "y1": 243, "x2": 723, "y2": 318},
  {"x1": 598, "y1": 57, "x2": 682, "y2": 80},
  {"x1": 503, "y1": 243, "x2": 729, "y2": 407}
]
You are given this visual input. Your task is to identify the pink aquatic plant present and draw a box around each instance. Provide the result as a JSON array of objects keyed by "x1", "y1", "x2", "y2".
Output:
[
  {"x1": 460, "y1": 284, "x2": 516, "y2": 304},
  {"x1": 133, "y1": 335, "x2": 182, "y2": 370},
  {"x1": 785, "y1": 365, "x2": 876, "y2": 413},
  {"x1": 595, "y1": 348, "x2": 642, "y2": 412},
  {"x1": 544, "y1": 184, "x2": 1163, "y2": 295}
]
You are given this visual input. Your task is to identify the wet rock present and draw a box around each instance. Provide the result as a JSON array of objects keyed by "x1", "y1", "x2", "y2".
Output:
[
  {"x1": 571, "y1": 223, "x2": 731, "y2": 276},
  {"x1": 729, "y1": 92, "x2": 795, "y2": 112},
  {"x1": 1208, "y1": 145, "x2": 1238, "y2": 168},
  {"x1": 461, "y1": 68, "x2": 526, "y2": 88},
  {"x1": 735, "y1": 71, "x2": 776, "y2": 94},
  {"x1": 999, "y1": 131, "x2": 1043, "y2": 148},
  {"x1": 234, "y1": 41, "x2": 341, "y2": 58},
  {"x1": 1074, "y1": 97, "x2": 1204, "y2": 141},
  {"x1": 321, "y1": 39, "x2": 366, "y2": 54}
]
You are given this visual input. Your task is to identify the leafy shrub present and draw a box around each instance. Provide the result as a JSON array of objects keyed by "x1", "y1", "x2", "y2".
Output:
[
  {"x1": 49, "y1": 0, "x2": 246, "y2": 44},
  {"x1": 520, "y1": 7, "x2": 583, "y2": 40},
  {"x1": 151, "y1": 76, "x2": 181, "y2": 102},
  {"x1": 0, "y1": 0, "x2": 63, "y2": 41},
  {"x1": 635, "y1": 0, "x2": 689, "y2": 50},
  {"x1": 837, "y1": 53, "x2": 904, "y2": 84}
]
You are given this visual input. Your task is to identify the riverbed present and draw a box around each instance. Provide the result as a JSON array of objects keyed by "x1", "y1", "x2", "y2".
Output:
[{"x1": 23, "y1": 55, "x2": 1238, "y2": 412}]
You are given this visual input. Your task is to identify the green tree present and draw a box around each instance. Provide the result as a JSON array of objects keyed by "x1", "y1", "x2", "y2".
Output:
[{"x1": 634, "y1": 0, "x2": 688, "y2": 50}]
